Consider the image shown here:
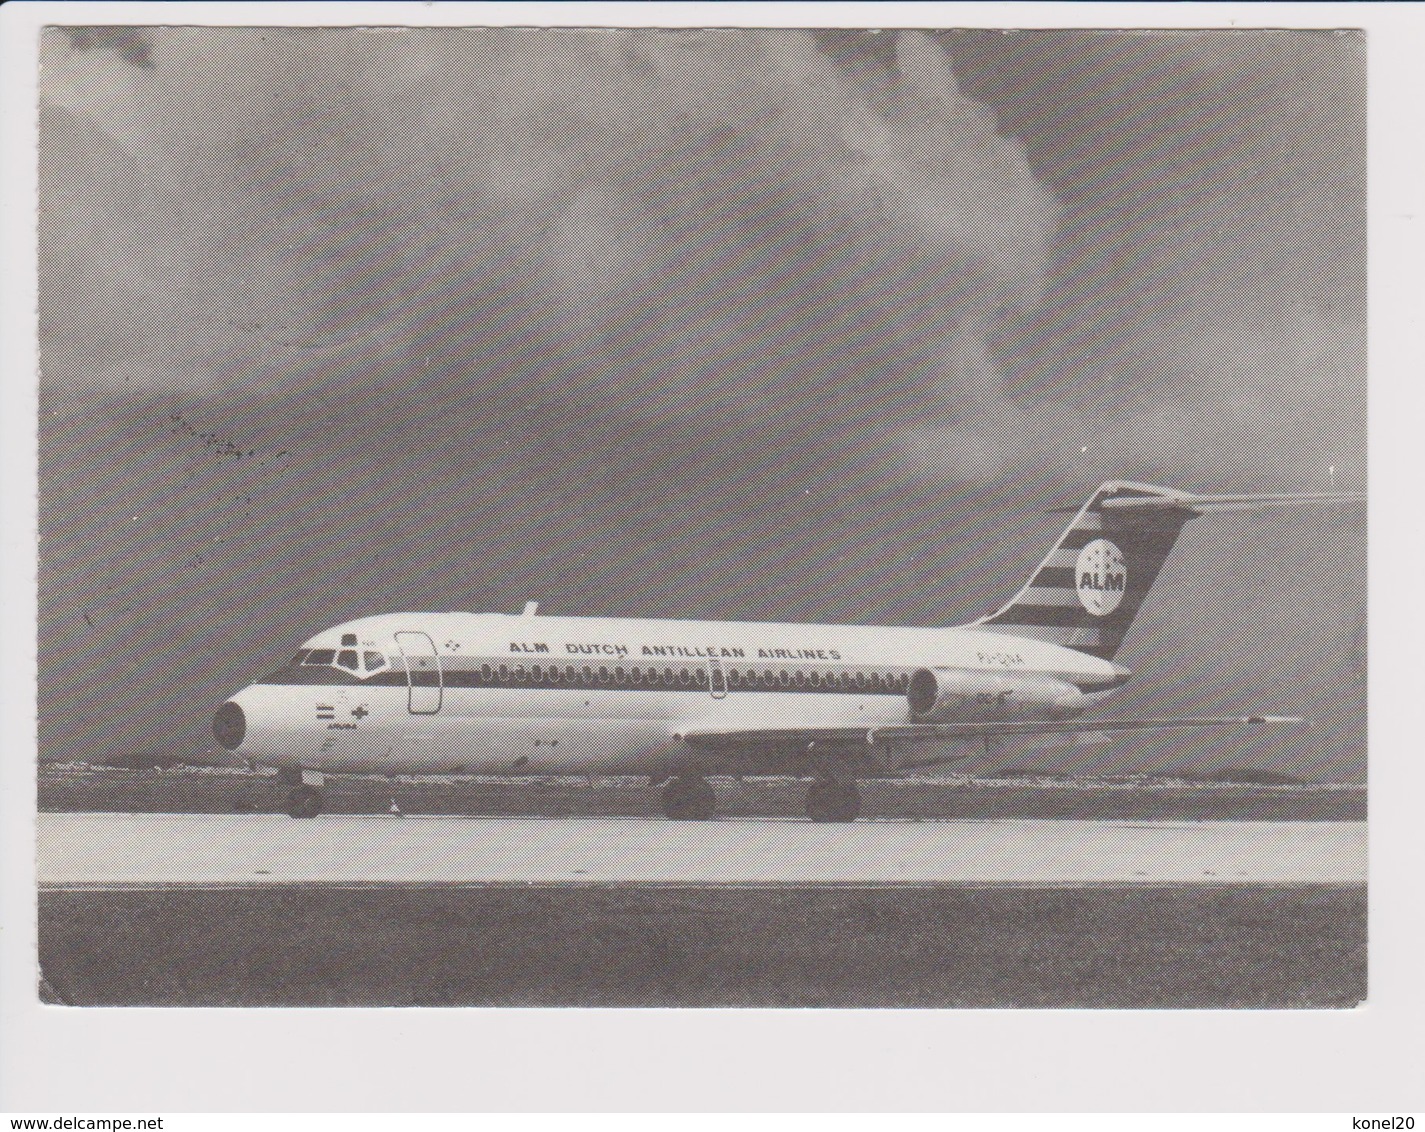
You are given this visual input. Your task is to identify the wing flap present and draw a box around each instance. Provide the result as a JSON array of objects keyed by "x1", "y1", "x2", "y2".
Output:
[{"x1": 680, "y1": 727, "x2": 878, "y2": 753}]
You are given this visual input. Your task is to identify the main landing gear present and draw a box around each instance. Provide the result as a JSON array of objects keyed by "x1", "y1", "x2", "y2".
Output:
[
  {"x1": 662, "y1": 775, "x2": 716, "y2": 821},
  {"x1": 282, "y1": 770, "x2": 325, "y2": 818},
  {"x1": 805, "y1": 779, "x2": 861, "y2": 823}
]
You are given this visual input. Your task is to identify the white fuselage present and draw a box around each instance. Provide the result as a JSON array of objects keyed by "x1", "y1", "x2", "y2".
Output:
[{"x1": 219, "y1": 611, "x2": 1125, "y2": 779}]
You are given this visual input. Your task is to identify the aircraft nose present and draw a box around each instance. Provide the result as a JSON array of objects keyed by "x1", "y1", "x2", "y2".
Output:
[{"x1": 212, "y1": 700, "x2": 247, "y2": 750}]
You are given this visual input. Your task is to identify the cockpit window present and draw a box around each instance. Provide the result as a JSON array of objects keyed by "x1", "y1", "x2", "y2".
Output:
[{"x1": 293, "y1": 645, "x2": 389, "y2": 677}]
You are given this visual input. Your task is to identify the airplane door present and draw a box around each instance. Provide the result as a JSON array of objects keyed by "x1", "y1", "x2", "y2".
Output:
[
  {"x1": 395, "y1": 631, "x2": 443, "y2": 714},
  {"x1": 707, "y1": 656, "x2": 727, "y2": 700}
]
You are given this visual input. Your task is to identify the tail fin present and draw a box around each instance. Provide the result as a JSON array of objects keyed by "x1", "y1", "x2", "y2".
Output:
[
  {"x1": 972, "y1": 480, "x2": 1364, "y2": 660},
  {"x1": 973, "y1": 482, "x2": 1196, "y2": 660}
]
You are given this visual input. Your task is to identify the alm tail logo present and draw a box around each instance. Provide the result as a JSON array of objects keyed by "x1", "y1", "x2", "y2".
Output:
[{"x1": 1076, "y1": 538, "x2": 1126, "y2": 616}]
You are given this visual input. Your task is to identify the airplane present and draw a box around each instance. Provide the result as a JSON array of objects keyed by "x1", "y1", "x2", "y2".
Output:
[{"x1": 210, "y1": 481, "x2": 1362, "y2": 821}]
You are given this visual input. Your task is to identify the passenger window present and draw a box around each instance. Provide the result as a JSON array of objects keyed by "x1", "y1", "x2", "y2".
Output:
[{"x1": 304, "y1": 649, "x2": 336, "y2": 666}]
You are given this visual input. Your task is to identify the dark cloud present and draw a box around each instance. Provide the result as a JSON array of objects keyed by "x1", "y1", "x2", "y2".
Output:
[
  {"x1": 56, "y1": 27, "x2": 155, "y2": 68},
  {"x1": 40, "y1": 27, "x2": 1055, "y2": 481}
]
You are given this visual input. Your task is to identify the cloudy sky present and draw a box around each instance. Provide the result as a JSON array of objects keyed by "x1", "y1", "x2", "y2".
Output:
[{"x1": 37, "y1": 26, "x2": 1366, "y2": 778}]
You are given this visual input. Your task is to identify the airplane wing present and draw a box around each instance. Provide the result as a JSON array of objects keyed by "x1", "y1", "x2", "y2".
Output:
[{"x1": 681, "y1": 715, "x2": 1302, "y2": 755}]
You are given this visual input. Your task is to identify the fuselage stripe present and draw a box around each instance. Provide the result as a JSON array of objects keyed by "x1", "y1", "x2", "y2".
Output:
[{"x1": 257, "y1": 658, "x2": 917, "y2": 696}]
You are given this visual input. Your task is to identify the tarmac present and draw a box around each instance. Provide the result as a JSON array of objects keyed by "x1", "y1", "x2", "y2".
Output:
[{"x1": 37, "y1": 812, "x2": 1367, "y2": 887}]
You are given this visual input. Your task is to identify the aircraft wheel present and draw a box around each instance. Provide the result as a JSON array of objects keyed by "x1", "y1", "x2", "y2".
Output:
[
  {"x1": 806, "y1": 780, "x2": 861, "y2": 823},
  {"x1": 662, "y1": 776, "x2": 716, "y2": 821},
  {"x1": 285, "y1": 784, "x2": 324, "y2": 819}
]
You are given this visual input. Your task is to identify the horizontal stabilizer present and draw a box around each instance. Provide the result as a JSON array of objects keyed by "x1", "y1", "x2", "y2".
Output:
[
  {"x1": 680, "y1": 716, "x2": 1302, "y2": 754},
  {"x1": 1103, "y1": 491, "x2": 1364, "y2": 515}
]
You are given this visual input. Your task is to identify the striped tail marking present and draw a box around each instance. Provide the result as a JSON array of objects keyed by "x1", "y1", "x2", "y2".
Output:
[{"x1": 973, "y1": 482, "x2": 1200, "y2": 661}]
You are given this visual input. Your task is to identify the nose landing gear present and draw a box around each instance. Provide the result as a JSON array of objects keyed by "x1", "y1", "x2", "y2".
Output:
[
  {"x1": 285, "y1": 784, "x2": 324, "y2": 819},
  {"x1": 280, "y1": 770, "x2": 326, "y2": 818},
  {"x1": 805, "y1": 779, "x2": 861, "y2": 823},
  {"x1": 661, "y1": 775, "x2": 716, "y2": 821}
]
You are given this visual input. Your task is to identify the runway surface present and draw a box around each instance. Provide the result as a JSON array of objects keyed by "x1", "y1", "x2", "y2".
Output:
[{"x1": 38, "y1": 812, "x2": 1366, "y2": 887}]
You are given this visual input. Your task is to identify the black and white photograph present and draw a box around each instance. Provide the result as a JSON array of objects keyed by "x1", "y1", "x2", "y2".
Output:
[{"x1": 29, "y1": 17, "x2": 1372, "y2": 1015}]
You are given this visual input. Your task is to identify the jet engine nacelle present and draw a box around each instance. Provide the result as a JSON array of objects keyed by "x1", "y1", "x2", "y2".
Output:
[{"x1": 906, "y1": 667, "x2": 1087, "y2": 723}]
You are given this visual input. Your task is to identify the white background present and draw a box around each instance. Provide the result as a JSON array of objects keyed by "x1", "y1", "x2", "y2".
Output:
[{"x1": 2, "y1": 1, "x2": 1420, "y2": 1114}]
